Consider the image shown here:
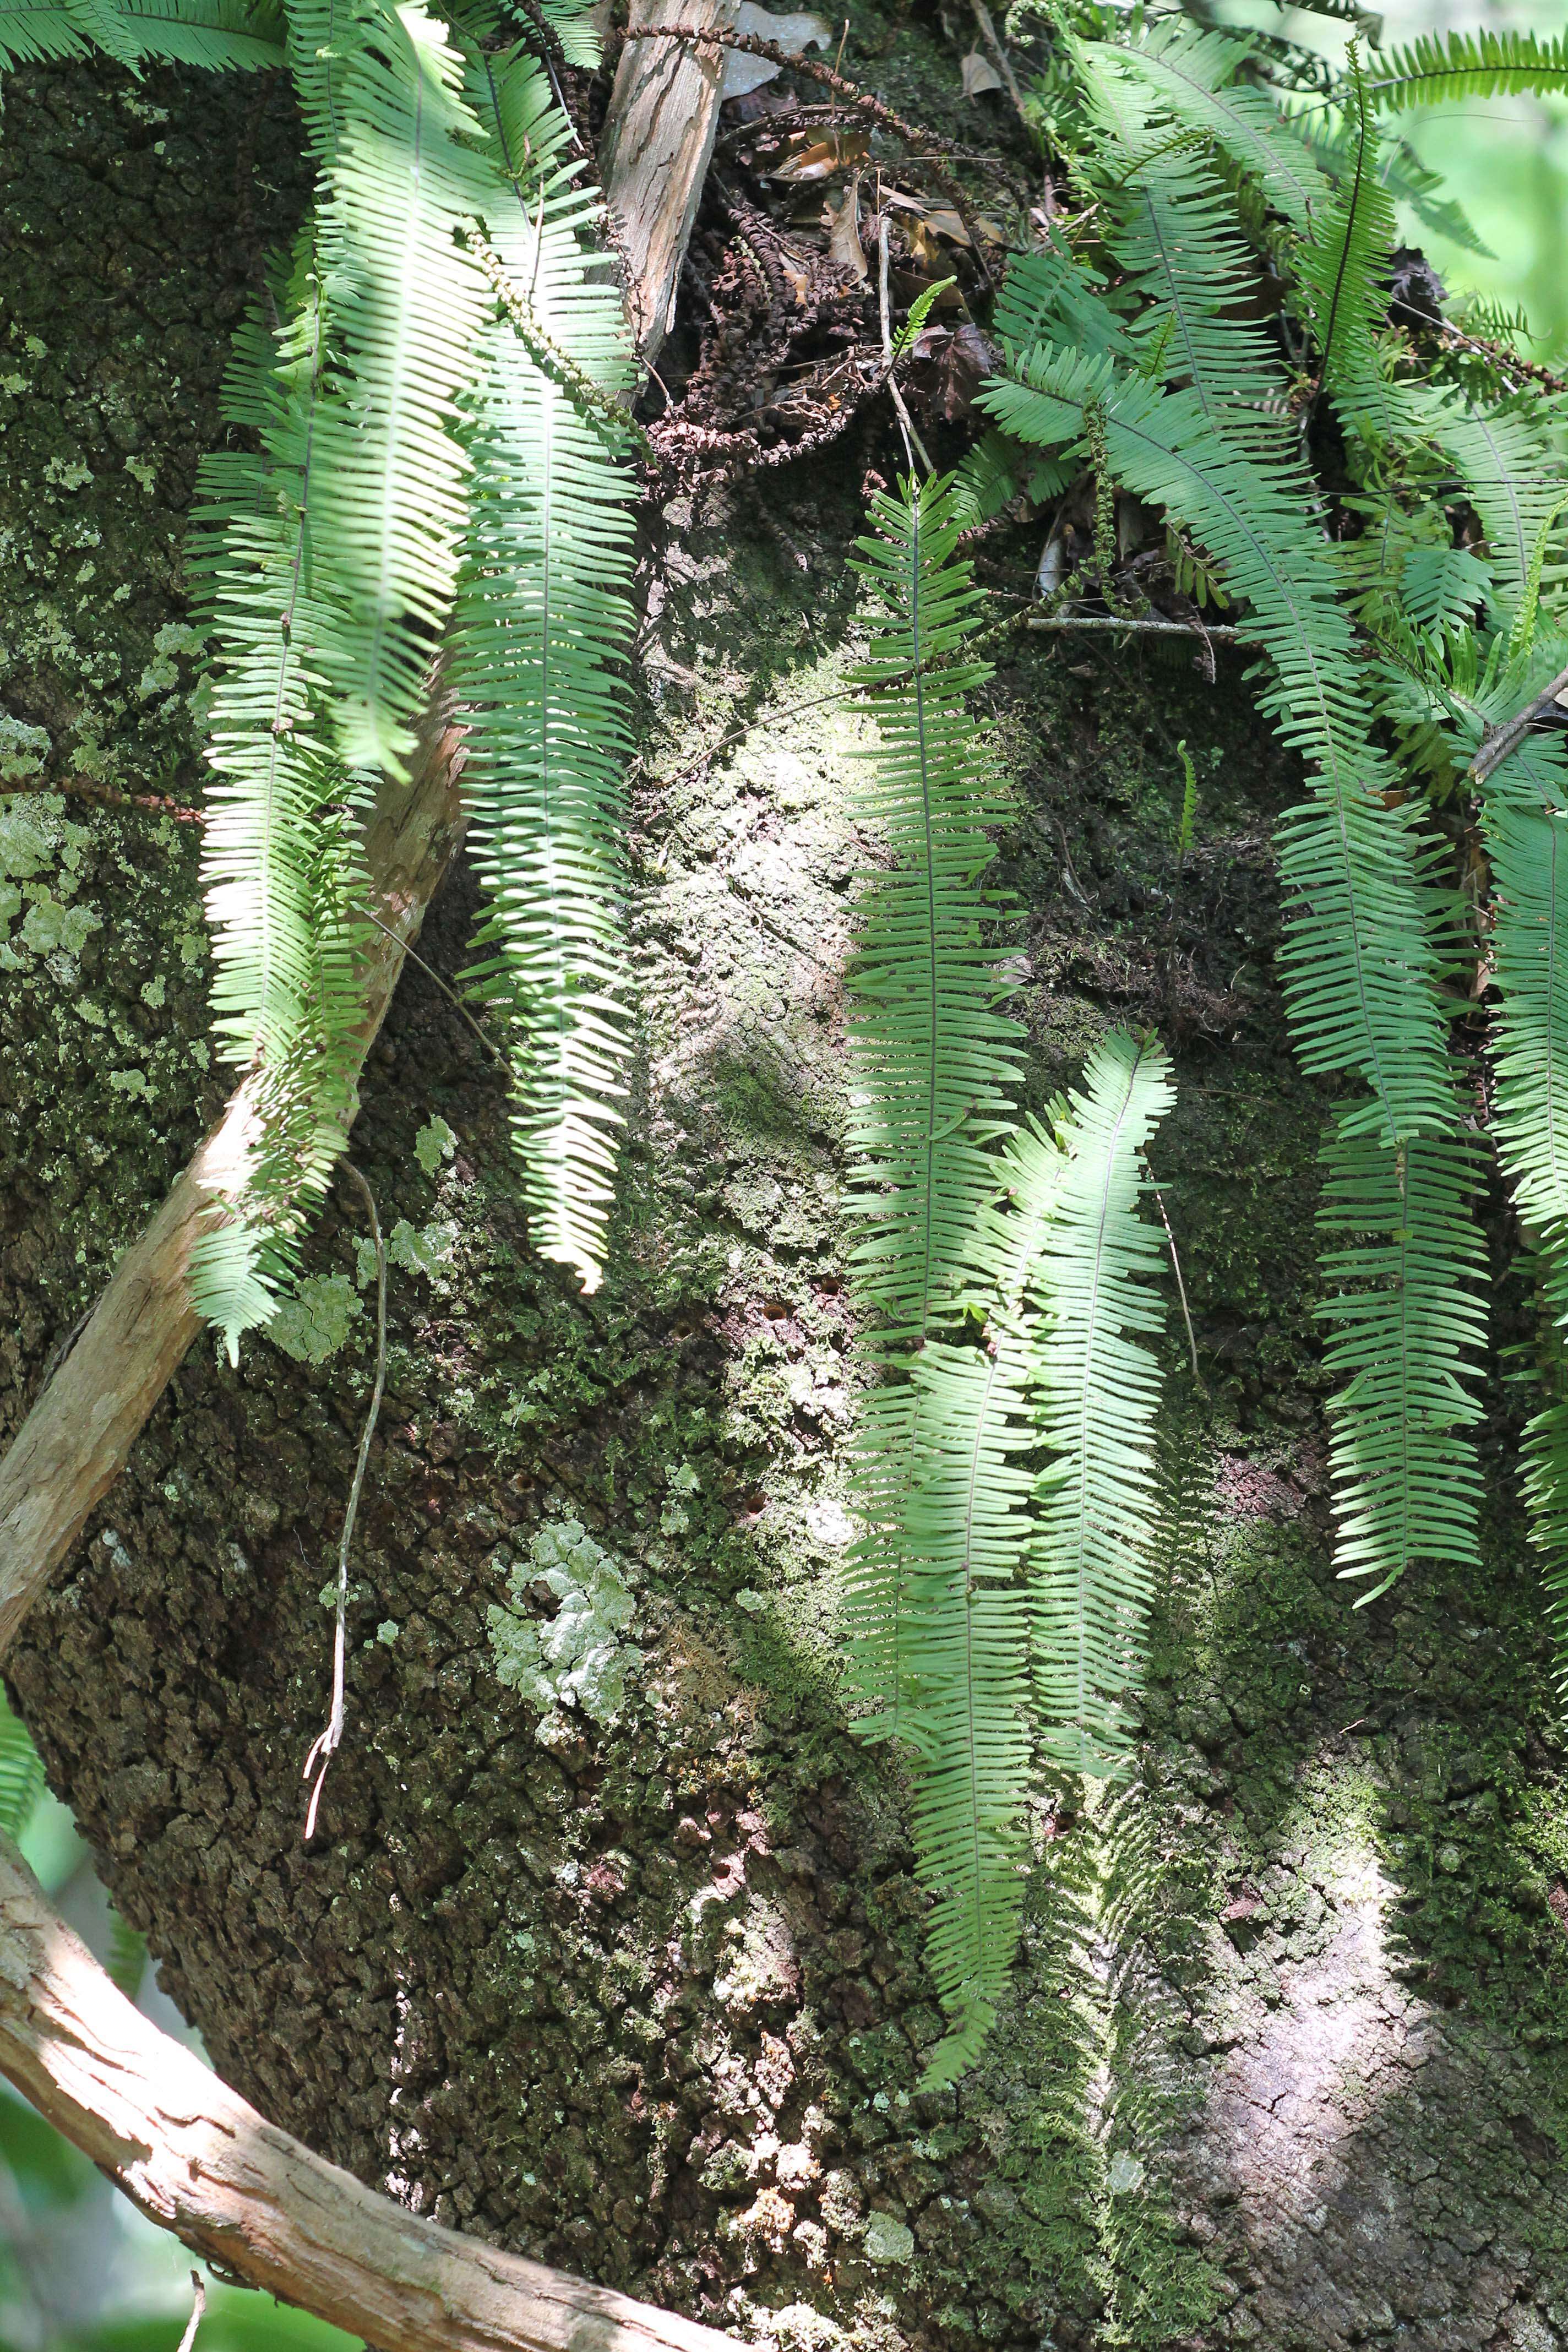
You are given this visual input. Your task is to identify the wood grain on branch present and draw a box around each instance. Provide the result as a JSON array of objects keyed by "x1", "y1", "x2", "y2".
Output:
[
  {"x1": 0, "y1": 706, "x2": 467, "y2": 1662},
  {"x1": 600, "y1": 0, "x2": 738, "y2": 362},
  {"x1": 0, "y1": 1837, "x2": 732, "y2": 2352}
]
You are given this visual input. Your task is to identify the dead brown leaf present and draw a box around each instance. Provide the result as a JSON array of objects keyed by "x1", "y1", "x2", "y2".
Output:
[
  {"x1": 824, "y1": 178, "x2": 868, "y2": 280},
  {"x1": 768, "y1": 132, "x2": 869, "y2": 182},
  {"x1": 961, "y1": 46, "x2": 1005, "y2": 96}
]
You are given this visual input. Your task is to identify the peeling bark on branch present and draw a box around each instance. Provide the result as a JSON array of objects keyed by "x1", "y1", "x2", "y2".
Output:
[
  {"x1": 600, "y1": 0, "x2": 738, "y2": 363},
  {"x1": 0, "y1": 1837, "x2": 732, "y2": 2352},
  {"x1": 0, "y1": 707, "x2": 467, "y2": 1661}
]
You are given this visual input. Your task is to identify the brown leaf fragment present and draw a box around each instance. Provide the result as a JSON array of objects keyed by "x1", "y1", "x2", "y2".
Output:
[
  {"x1": 961, "y1": 46, "x2": 1004, "y2": 95},
  {"x1": 824, "y1": 178, "x2": 868, "y2": 280}
]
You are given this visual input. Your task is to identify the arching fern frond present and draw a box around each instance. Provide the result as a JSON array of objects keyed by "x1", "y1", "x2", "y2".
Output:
[
  {"x1": 452, "y1": 42, "x2": 638, "y2": 1292},
  {"x1": 0, "y1": 0, "x2": 280, "y2": 70},
  {"x1": 1113, "y1": 20, "x2": 1330, "y2": 228},
  {"x1": 979, "y1": 335, "x2": 1481, "y2": 1591},
  {"x1": 1077, "y1": 45, "x2": 1292, "y2": 450},
  {"x1": 1365, "y1": 27, "x2": 1568, "y2": 117},
  {"x1": 1027, "y1": 1031, "x2": 1174, "y2": 1777},
  {"x1": 1430, "y1": 398, "x2": 1568, "y2": 625},
  {"x1": 981, "y1": 349, "x2": 1455, "y2": 1137},
  {"x1": 1292, "y1": 59, "x2": 1412, "y2": 449},
  {"x1": 186, "y1": 270, "x2": 371, "y2": 1354}
]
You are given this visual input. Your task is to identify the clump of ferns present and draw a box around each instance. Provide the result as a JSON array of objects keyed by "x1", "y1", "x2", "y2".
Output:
[{"x1": 7, "y1": 0, "x2": 1568, "y2": 2084}]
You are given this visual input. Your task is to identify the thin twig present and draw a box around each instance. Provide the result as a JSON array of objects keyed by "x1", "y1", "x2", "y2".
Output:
[
  {"x1": 1027, "y1": 613, "x2": 1252, "y2": 643},
  {"x1": 303, "y1": 1162, "x2": 388, "y2": 1844},
  {"x1": 0, "y1": 778, "x2": 205, "y2": 824},
  {"x1": 876, "y1": 209, "x2": 933, "y2": 475},
  {"x1": 1150, "y1": 1181, "x2": 1200, "y2": 1385},
  {"x1": 176, "y1": 2273, "x2": 207, "y2": 2352},
  {"x1": 351, "y1": 905, "x2": 526, "y2": 1091}
]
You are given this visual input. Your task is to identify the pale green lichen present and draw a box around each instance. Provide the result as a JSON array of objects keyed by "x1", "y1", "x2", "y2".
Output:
[
  {"x1": 19, "y1": 895, "x2": 102, "y2": 956},
  {"x1": 0, "y1": 715, "x2": 50, "y2": 783},
  {"x1": 135, "y1": 619, "x2": 204, "y2": 701},
  {"x1": 42, "y1": 457, "x2": 92, "y2": 493},
  {"x1": 414, "y1": 1114, "x2": 458, "y2": 1176},
  {"x1": 268, "y1": 1273, "x2": 363, "y2": 1364},
  {"x1": 863, "y1": 2214, "x2": 916, "y2": 2266},
  {"x1": 487, "y1": 1519, "x2": 641, "y2": 1738},
  {"x1": 359, "y1": 1218, "x2": 460, "y2": 1287}
]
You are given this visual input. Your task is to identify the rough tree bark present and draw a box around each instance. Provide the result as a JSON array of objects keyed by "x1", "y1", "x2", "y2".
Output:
[{"x1": 4, "y1": 43, "x2": 1568, "y2": 2352}]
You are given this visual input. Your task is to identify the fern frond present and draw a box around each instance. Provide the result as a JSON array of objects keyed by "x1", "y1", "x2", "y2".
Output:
[
  {"x1": 119, "y1": 0, "x2": 282, "y2": 68},
  {"x1": 990, "y1": 241, "x2": 1133, "y2": 362},
  {"x1": 187, "y1": 271, "x2": 372, "y2": 1354},
  {"x1": 453, "y1": 43, "x2": 638, "y2": 1292},
  {"x1": 1292, "y1": 62, "x2": 1411, "y2": 448},
  {"x1": 843, "y1": 470, "x2": 1023, "y2": 1750},
  {"x1": 845, "y1": 472, "x2": 1026, "y2": 1346},
  {"x1": 980, "y1": 326, "x2": 1485, "y2": 1588},
  {"x1": 106, "y1": 1913, "x2": 148, "y2": 1999},
  {"x1": 950, "y1": 429, "x2": 1072, "y2": 531},
  {"x1": 1114, "y1": 20, "x2": 1330, "y2": 228},
  {"x1": 1028, "y1": 1032, "x2": 1175, "y2": 1776},
  {"x1": 1399, "y1": 542, "x2": 1493, "y2": 635},
  {"x1": 1365, "y1": 28, "x2": 1568, "y2": 117},
  {"x1": 903, "y1": 1115, "x2": 1069, "y2": 2087},
  {"x1": 1078, "y1": 48, "x2": 1292, "y2": 450},
  {"x1": 901, "y1": 1336, "x2": 1036, "y2": 2086},
  {"x1": 0, "y1": 1, "x2": 89, "y2": 65},
  {"x1": 1290, "y1": 102, "x2": 1491, "y2": 258},
  {"x1": 308, "y1": 0, "x2": 493, "y2": 774},
  {"x1": 60, "y1": 0, "x2": 145, "y2": 67},
  {"x1": 0, "y1": 1696, "x2": 43, "y2": 1844},
  {"x1": 1429, "y1": 397, "x2": 1568, "y2": 627},
  {"x1": 1483, "y1": 712, "x2": 1568, "y2": 1234},
  {"x1": 981, "y1": 347, "x2": 1455, "y2": 1140},
  {"x1": 1316, "y1": 1130, "x2": 1487, "y2": 1598}
]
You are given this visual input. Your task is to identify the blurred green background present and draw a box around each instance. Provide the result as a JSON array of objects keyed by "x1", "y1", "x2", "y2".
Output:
[
  {"x1": 0, "y1": 0, "x2": 1561, "y2": 2340},
  {"x1": 1240, "y1": 0, "x2": 1568, "y2": 359}
]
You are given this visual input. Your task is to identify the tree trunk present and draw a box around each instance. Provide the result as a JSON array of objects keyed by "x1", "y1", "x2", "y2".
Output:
[{"x1": 5, "y1": 52, "x2": 1568, "y2": 2352}]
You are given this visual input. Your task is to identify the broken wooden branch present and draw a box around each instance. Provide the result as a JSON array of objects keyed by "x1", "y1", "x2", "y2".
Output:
[
  {"x1": 0, "y1": 705, "x2": 467, "y2": 1661},
  {"x1": 0, "y1": 1835, "x2": 732, "y2": 2352},
  {"x1": 600, "y1": 0, "x2": 739, "y2": 363}
]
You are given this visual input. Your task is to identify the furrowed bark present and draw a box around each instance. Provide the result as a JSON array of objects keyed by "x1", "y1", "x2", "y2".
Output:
[
  {"x1": 0, "y1": 707, "x2": 467, "y2": 1659},
  {"x1": 0, "y1": 1836, "x2": 731, "y2": 2352}
]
